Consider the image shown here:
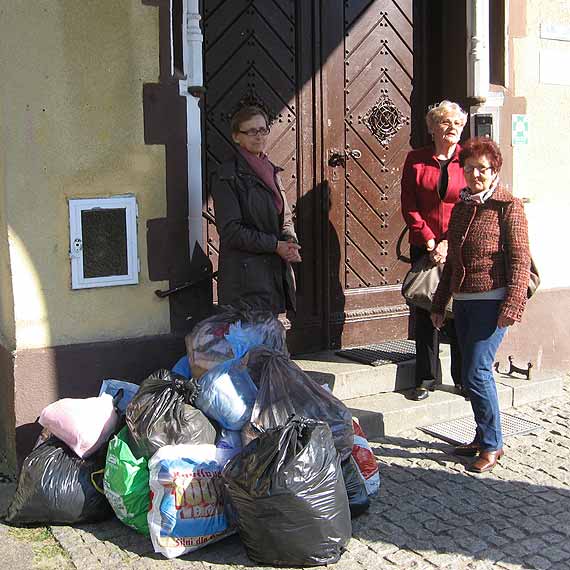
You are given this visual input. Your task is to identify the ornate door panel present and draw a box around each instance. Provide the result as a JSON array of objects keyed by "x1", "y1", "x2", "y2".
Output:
[
  {"x1": 202, "y1": 1, "x2": 324, "y2": 352},
  {"x1": 323, "y1": 0, "x2": 412, "y2": 347}
]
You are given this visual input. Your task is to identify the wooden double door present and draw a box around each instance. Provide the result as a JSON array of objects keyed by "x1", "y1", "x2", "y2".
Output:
[{"x1": 202, "y1": 0, "x2": 415, "y2": 352}]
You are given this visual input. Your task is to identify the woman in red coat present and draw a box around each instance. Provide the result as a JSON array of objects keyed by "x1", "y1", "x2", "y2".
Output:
[{"x1": 400, "y1": 101, "x2": 467, "y2": 401}]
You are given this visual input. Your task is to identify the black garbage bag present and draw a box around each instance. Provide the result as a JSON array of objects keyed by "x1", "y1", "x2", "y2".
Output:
[
  {"x1": 342, "y1": 456, "x2": 370, "y2": 518},
  {"x1": 245, "y1": 346, "x2": 279, "y2": 388},
  {"x1": 6, "y1": 436, "x2": 112, "y2": 525},
  {"x1": 223, "y1": 416, "x2": 351, "y2": 566},
  {"x1": 126, "y1": 369, "x2": 216, "y2": 458},
  {"x1": 248, "y1": 352, "x2": 354, "y2": 459}
]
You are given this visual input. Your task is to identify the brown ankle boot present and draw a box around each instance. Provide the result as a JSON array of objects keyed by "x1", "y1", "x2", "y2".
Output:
[{"x1": 467, "y1": 449, "x2": 504, "y2": 473}]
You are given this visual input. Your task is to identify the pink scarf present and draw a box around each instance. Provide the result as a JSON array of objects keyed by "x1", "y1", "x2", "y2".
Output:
[{"x1": 239, "y1": 148, "x2": 283, "y2": 214}]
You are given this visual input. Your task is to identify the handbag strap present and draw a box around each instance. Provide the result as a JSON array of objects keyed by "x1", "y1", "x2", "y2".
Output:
[
  {"x1": 396, "y1": 225, "x2": 410, "y2": 263},
  {"x1": 498, "y1": 203, "x2": 511, "y2": 276}
]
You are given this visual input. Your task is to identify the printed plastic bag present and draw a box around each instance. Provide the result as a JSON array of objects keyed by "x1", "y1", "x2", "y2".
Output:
[
  {"x1": 98, "y1": 379, "x2": 140, "y2": 414},
  {"x1": 342, "y1": 456, "x2": 370, "y2": 518},
  {"x1": 194, "y1": 359, "x2": 257, "y2": 431},
  {"x1": 104, "y1": 426, "x2": 150, "y2": 536},
  {"x1": 39, "y1": 394, "x2": 118, "y2": 458},
  {"x1": 6, "y1": 436, "x2": 112, "y2": 525},
  {"x1": 185, "y1": 307, "x2": 287, "y2": 378},
  {"x1": 248, "y1": 352, "x2": 354, "y2": 459},
  {"x1": 147, "y1": 444, "x2": 234, "y2": 559},
  {"x1": 223, "y1": 416, "x2": 351, "y2": 566},
  {"x1": 126, "y1": 369, "x2": 216, "y2": 458},
  {"x1": 352, "y1": 419, "x2": 381, "y2": 496}
]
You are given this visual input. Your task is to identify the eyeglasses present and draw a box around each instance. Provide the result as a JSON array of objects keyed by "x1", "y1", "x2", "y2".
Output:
[
  {"x1": 439, "y1": 119, "x2": 465, "y2": 128},
  {"x1": 239, "y1": 127, "x2": 270, "y2": 137},
  {"x1": 464, "y1": 165, "x2": 494, "y2": 175}
]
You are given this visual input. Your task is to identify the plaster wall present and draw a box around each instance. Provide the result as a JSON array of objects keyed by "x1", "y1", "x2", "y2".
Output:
[
  {"x1": 509, "y1": 1, "x2": 570, "y2": 290},
  {"x1": 0, "y1": 0, "x2": 170, "y2": 350}
]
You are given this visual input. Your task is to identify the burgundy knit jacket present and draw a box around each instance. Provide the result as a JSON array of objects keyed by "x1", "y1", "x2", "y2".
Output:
[{"x1": 432, "y1": 186, "x2": 531, "y2": 322}]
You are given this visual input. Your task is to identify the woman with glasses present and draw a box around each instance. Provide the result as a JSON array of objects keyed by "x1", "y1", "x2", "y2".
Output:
[
  {"x1": 400, "y1": 101, "x2": 467, "y2": 401},
  {"x1": 211, "y1": 105, "x2": 301, "y2": 314},
  {"x1": 431, "y1": 137, "x2": 531, "y2": 473}
]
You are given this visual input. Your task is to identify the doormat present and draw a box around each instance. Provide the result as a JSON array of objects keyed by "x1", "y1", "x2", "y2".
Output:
[
  {"x1": 336, "y1": 339, "x2": 416, "y2": 366},
  {"x1": 419, "y1": 412, "x2": 543, "y2": 445}
]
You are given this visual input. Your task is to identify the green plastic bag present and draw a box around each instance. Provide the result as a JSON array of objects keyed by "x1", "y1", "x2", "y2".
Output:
[{"x1": 103, "y1": 426, "x2": 150, "y2": 536}]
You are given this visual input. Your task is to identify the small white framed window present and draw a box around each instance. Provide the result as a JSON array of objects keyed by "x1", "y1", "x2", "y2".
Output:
[{"x1": 69, "y1": 196, "x2": 139, "y2": 290}]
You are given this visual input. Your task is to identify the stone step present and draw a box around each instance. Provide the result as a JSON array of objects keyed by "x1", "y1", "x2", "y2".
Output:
[
  {"x1": 295, "y1": 345, "x2": 455, "y2": 401},
  {"x1": 293, "y1": 349, "x2": 563, "y2": 440},
  {"x1": 345, "y1": 371, "x2": 563, "y2": 439}
]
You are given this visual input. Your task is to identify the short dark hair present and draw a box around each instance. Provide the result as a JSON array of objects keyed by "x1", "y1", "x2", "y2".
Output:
[
  {"x1": 230, "y1": 106, "x2": 269, "y2": 134},
  {"x1": 459, "y1": 137, "x2": 503, "y2": 172}
]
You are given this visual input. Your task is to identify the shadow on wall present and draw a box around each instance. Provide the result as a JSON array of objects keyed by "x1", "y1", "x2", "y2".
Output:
[
  {"x1": 497, "y1": 288, "x2": 570, "y2": 373},
  {"x1": 10, "y1": 2, "x2": 180, "y2": 467}
]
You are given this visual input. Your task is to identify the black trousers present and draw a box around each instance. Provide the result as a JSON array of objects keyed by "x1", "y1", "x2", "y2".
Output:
[{"x1": 410, "y1": 245, "x2": 462, "y2": 388}]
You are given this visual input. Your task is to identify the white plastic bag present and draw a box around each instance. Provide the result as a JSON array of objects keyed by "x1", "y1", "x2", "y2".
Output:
[
  {"x1": 215, "y1": 429, "x2": 242, "y2": 467},
  {"x1": 147, "y1": 444, "x2": 234, "y2": 559},
  {"x1": 195, "y1": 359, "x2": 258, "y2": 430},
  {"x1": 39, "y1": 394, "x2": 118, "y2": 458}
]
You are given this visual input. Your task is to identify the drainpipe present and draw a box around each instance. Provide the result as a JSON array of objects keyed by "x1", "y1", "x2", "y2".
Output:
[
  {"x1": 466, "y1": 0, "x2": 503, "y2": 143},
  {"x1": 466, "y1": 0, "x2": 490, "y2": 103},
  {"x1": 179, "y1": 0, "x2": 204, "y2": 253}
]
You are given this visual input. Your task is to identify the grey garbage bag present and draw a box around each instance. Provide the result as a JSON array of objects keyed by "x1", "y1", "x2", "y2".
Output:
[
  {"x1": 247, "y1": 352, "x2": 354, "y2": 459},
  {"x1": 126, "y1": 369, "x2": 216, "y2": 458},
  {"x1": 223, "y1": 416, "x2": 351, "y2": 567},
  {"x1": 6, "y1": 436, "x2": 112, "y2": 525}
]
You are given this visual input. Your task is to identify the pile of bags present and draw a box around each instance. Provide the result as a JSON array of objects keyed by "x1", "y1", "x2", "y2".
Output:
[{"x1": 6, "y1": 306, "x2": 380, "y2": 567}]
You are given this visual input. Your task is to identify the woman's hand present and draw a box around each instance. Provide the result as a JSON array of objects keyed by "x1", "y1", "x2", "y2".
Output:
[
  {"x1": 431, "y1": 313, "x2": 445, "y2": 331},
  {"x1": 429, "y1": 239, "x2": 448, "y2": 264},
  {"x1": 276, "y1": 241, "x2": 302, "y2": 263},
  {"x1": 426, "y1": 238, "x2": 436, "y2": 251},
  {"x1": 497, "y1": 315, "x2": 515, "y2": 328}
]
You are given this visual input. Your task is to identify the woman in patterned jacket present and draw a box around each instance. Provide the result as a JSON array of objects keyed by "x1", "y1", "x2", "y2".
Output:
[{"x1": 431, "y1": 137, "x2": 531, "y2": 473}]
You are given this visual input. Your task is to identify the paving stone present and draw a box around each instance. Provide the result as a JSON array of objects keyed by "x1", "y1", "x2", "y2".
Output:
[
  {"x1": 541, "y1": 533, "x2": 567, "y2": 545},
  {"x1": 540, "y1": 546, "x2": 570, "y2": 563},
  {"x1": 524, "y1": 555, "x2": 553, "y2": 569}
]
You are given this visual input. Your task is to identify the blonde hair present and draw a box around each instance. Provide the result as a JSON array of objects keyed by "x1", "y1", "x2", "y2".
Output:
[{"x1": 426, "y1": 100, "x2": 467, "y2": 134}]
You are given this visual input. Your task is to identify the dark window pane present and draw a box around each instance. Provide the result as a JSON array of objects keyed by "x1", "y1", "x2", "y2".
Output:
[{"x1": 81, "y1": 208, "x2": 128, "y2": 278}]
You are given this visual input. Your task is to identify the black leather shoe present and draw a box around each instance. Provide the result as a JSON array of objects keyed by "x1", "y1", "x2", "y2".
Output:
[
  {"x1": 410, "y1": 387, "x2": 430, "y2": 401},
  {"x1": 455, "y1": 385, "x2": 470, "y2": 400},
  {"x1": 454, "y1": 440, "x2": 481, "y2": 457}
]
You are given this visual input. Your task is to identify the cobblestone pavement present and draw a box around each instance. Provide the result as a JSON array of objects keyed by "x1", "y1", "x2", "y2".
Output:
[{"x1": 40, "y1": 380, "x2": 570, "y2": 569}]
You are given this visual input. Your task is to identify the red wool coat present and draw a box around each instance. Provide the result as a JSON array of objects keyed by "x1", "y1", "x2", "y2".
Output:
[
  {"x1": 432, "y1": 187, "x2": 531, "y2": 323},
  {"x1": 400, "y1": 145, "x2": 466, "y2": 247}
]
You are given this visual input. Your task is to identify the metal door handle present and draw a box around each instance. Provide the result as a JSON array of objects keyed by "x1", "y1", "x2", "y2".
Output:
[{"x1": 328, "y1": 148, "x2": 362, "y2": 167}]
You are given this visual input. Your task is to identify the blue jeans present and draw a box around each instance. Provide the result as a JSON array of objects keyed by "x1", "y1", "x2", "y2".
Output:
[{"x1": 453, "y1": 299, "x2": 506, "y2": 452}]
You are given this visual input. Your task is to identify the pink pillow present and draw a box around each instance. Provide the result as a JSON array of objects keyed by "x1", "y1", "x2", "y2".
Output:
[{"x1": 39, "y1": 394, "x2": 118, "y2": 458}]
